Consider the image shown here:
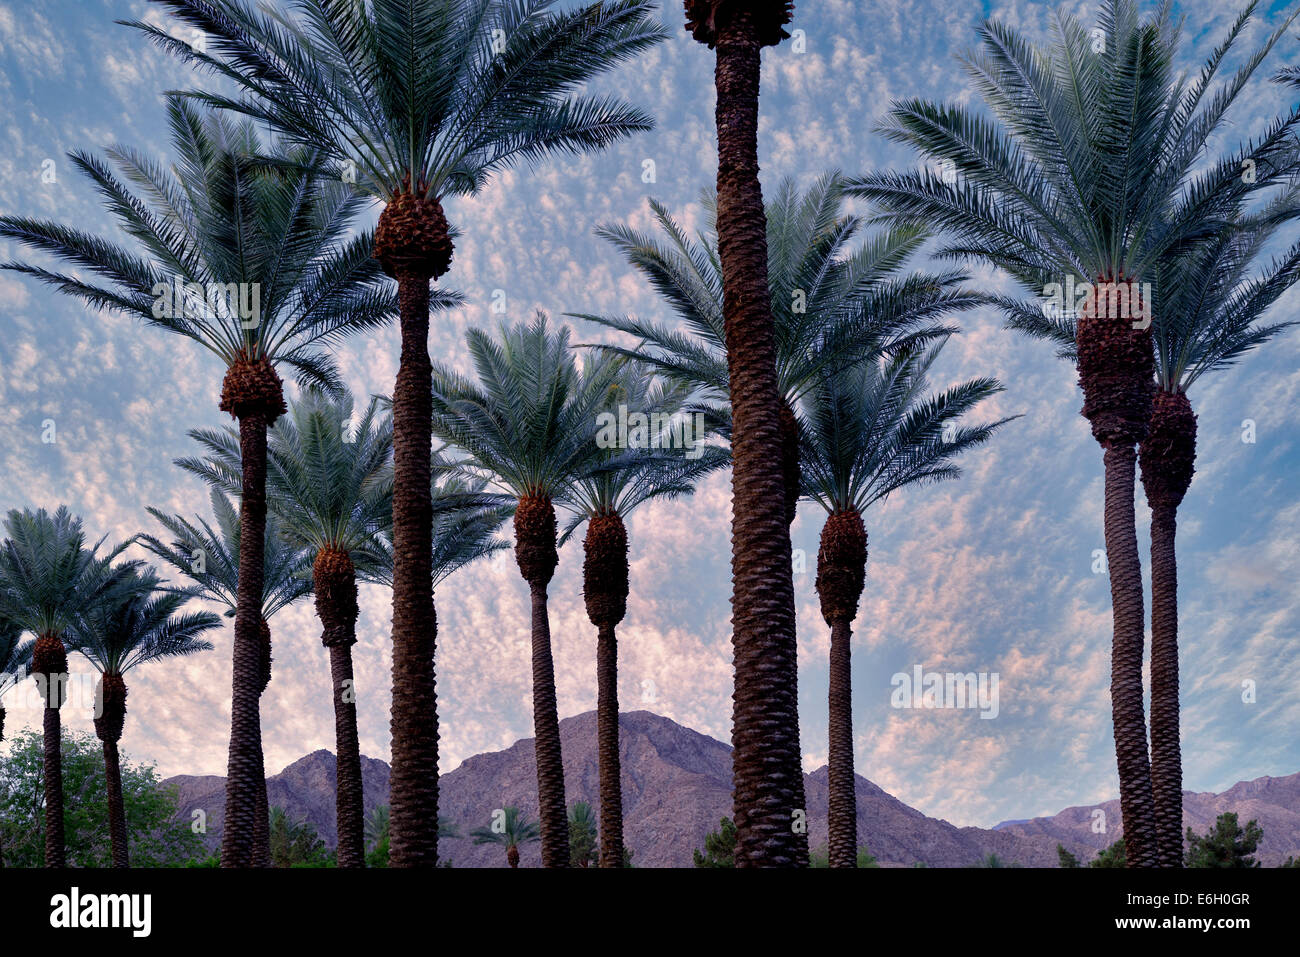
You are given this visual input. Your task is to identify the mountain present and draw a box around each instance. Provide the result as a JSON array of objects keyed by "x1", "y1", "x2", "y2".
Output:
[{"x1": 162, "y1": 710, "x2": 1300, "y2": 867}]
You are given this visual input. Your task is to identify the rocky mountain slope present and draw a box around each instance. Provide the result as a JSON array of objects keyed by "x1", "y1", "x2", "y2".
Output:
[{"x1": 163, "y1": 710, "x2": 1300, "y2": 866}]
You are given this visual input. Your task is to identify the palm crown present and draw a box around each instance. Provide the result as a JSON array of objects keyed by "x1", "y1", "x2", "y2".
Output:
[
  {"x1": 470, "y1": 805, "x2": 541, "y2": 849},
  {"x1": 127, "y1": 0, "x2": 667, "y2": 201},
  {"x1": 574, "y1": 172, "x2": 976, "y2": 427},
  {"x1": 431, "y1": 314, "x2": 624, "y2": 503},
  {"x1": 846, "y1": 0, "x2": 1300, "y2": 290},
  {"x1": 800, "y1": 342, "x2": 1013, "y2": 516},
  {"x1": 139, "y1": 489, "x2": 313, "y2": 620},
  {"x1": 67, "y1": 567, "x2": 220, "y2": 678},
  {"x1": 0, "y1": 99, "x2": 414, "y2": 392}
]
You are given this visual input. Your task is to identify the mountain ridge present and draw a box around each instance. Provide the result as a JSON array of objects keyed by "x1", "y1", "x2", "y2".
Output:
[{"x1": 162, "y1": 710, "x2": 1300, "y2": 867}]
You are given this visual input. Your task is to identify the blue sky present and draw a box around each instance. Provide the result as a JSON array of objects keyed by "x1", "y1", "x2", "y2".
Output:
[{"x1": 1, "y1": 0, "x2": 1298, "y2": 832}]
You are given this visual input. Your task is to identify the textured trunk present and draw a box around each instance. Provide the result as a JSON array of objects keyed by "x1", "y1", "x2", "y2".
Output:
[
  {"x1": 507, "y1": 844, "x2": 520, "y2": 869},
  {"x1": 515, "y1": 494, "x2": 569, "y2": 867},
  {"x1": 33, "y1": 632, "x2": 67, "y2": 868},
  {"x1": 779, "y1": 400, "x2": 801, "y2": 527},
  {"x1": 583, "y1": 514, "x2": 629, "y2": 868},
  {"x1": 102, "y1": 739, "x2": 129, "y2": 868},
  {"x1": 387, "y1": 275, "x2": 440, "y2": 868},
  {"x1": 94, "y1": 673, "x2": 129, "y2": 868},
  {"x1": 815, "y1": 511, "x2": 866, "y2": 868},
  {"x1": 221, "y1": 410, "x2": 271, "y2": 868},
  {"x1": 1141, "y1": 389, "x2": 1196, "y2": 868},
  {"x1": 375, "y1": 185, "x2": 452, "y2": 868},
  {"x1": 709, "y1": 7, "x2": 807, "y2": 868},
  {"x1": 1103, "y1": 444, "x2": 1157, "y2": 868},
  {"x1": 42, "y1": 705, "x2": 65, "y2": 867},
  {"x1": 252, "y1": 616, "x2": 272, "y2": 869},
  {"x1": 316, "y1": 548, "x2": 365, "y2": 869}
]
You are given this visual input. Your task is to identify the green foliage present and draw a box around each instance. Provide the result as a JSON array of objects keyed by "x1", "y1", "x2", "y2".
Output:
[
  {"x1": 1280, "y1": 855, "x2": 1300, "y2": 868},
  {"x1": 693, "y1": 816, "x2": 737, "y2": 868},
  {"x1": 568, "y1": 801, "x2": 598, "y2": 867},
  {"x1": 1057, "y1": 844, "x2": 1081, "y2": 868},
  {"x1": 268, "y1": 806, "x2": 334, "y2": 868},
  {"x1": 1185, "y1": 812, "x2": 1262, "y2": 868},
  {"x1": 0, "y1": 729, "x2": 204, "y2": 867},
  {"x1": 977, "y1": 852, "x2": 1021, "y2": 868},
  {"x1": 809, "y1": 844, "x2": 879, "y2": 867},
  {"x1": 1090, "y1": 840, "x2": 1128, "y2": 868},
  {"x1": 471, "y1": 806, "x2": 541, "y2": 866}
]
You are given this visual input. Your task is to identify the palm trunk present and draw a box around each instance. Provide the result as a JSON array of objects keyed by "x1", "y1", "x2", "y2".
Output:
[
  {"x1": 252, "y1": 770, "x2": 271, "y2": 867},
  {"x1": 42, "y1": 705, "x2": 65, "y2": 867},
  {"x1": 709, "y1": 8, "x2": 807, "y2": 869},
  {"x1": 102, "y1": 738, "x2": 129, "y2": 868},
  {"x1": 1102, "y1": 443, "x2": 1157, "y2": 868},
  {"x1": 583, "y1": 513, "x2": 629, "y2": 867},
  {"x1": 222, "y1": 409, "x2": 271, "y2": 868},
  {"x1": 1141, "y1": 388, "x2": 1196, "y2": 868},
  {"x1": 387, "y1": 275, "x2": 440, "y2": 868},
  {"x1": 33, "y1": 632, "x2": 67, "y2": 867},
  {"x1": 816, "y1": 511, "x2": 866, "y2": 868},
  {"x1": 530, "y1": 582, "x2": 569, "y2": 867},
  {"x1": 316, "y1": 547, "x2": 365, "y2": 869},
  {"x1": 779, "y1": 400, "x2": 801, "y2": 527}
]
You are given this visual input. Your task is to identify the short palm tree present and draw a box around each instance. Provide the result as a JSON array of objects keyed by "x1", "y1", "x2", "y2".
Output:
[
  {"x1": 471, "y1": 805, "x2": 541, "y2": 869},
  {"x1": 138, "y1": 488, "x2": 313, "y2": 864},
  {"x1": 800, "y1": 343, "x2": 1012, "y2": 866},
  {"x1": 0, "y1": 101, "x2": 403, "y2": 867},
  {"x1": 681, "y1": 0, "x2": 806, "y2": 868},
  {"x1": 844, "y1": 0, "x2": 1300, "y2": 866},
  {"x1": 130, "y1": 0, "x2": 667, "y2": 868},
  {"x1": 1008, "y1": 193, "x2": 1300, "y2": 866},
  {"x1": 0, "y1": 507, "x2": 136, "y2": 867},
  {"x1": 180, "y1": 388, "x2": 394, "y2": 868},
  {"x1": 562, "y1": 365, "x2": 724, "y2": 866},
  {"x1": 431, "y1": 315, "x2": 621, "y2": 866},
  {"x1": 67, "y1": 566, "x2": 220, "y2": 868}
]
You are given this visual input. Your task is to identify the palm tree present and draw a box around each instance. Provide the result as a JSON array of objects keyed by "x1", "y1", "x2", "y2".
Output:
[
  {"x1": 0, "y1": 507, "x2": 136, "y2": 867},
  {"x1": 568, "y1": 800, "x2": 599, "y2": 867},
  {"x1": 844, "y1": 0, "x2": 1300, "y2": 866},
  {"x1": 67, "y1": 566, "x2": 220, "y2": 867},
  {"x1": 138, "y1": 487, "x2": 313, "y2": 863},
  {"x1": 576, "y1": 173, "x2": 968, "y2": 524},
  {"x1": 1009, "y1": 194, "x2": 1300, "y2": 866},
  {"x1": 430, "y1": 315, "x2": 621, "y2": 866},
  {"x1": 0, "y1": 102, "x2": 402, "y2": 867},
  {"x1": 799, "y1": 343, "x2": 1012, "y2": 866},
  {"x1": 179, "y1": 388, "x2": 393, "y2": 868},
  {"x1": 562, "y1": 364, "x2": 724, "y2": 866},
  {"x1": 681, "y1": 0, "x2": 807, "y2": 867},
  {"x1": 471, "y1": 806, "x2": 541, "y2": 869},
  {"x1": 130, "y1": 0, "x2": 667, "y2": 868}
]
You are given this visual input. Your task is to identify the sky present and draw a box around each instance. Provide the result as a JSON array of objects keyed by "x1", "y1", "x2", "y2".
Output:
[{"x1": 1, "y1": 0, "x2": 1298, "y2": 832}]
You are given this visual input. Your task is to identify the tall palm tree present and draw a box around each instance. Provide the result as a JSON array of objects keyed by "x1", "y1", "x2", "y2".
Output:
[
  {"x1": 0, "y1": 507, "x2": 136, "y2": 867},
  {"x1": 138, "y1": 487, "x2": 313, "y2": 863},
  {"x1": 179, "y1": 388, "x2": 395, "y2": 868},
  {"x1": 681, "y1": 0, "x2": 806, "y2": 867},
  {"x1": 67, "y1": 566, "x2": 220, "y2": 868},
  {"x1": 799, "y1": 343, "x2": 1011, "y2": 866},
  {"x1": 130, "y1": 0, "x2": 667, "y2": 868},
  {"x1": 576, "y1": 173, "x2": 969, "y2": 524},
  {"x1": 561, "y1": 365, "x2": 725, "y2": 867},
  {"x1": 430, "y1": 315, "x2": 621, "y2": 866},
  {"x1": 844, "y1": 0, "x2": 1300, "y2": 866},
  {"x1": 0, "y1": 101, "x2": 402, "y2": 867},
  {"x1": 0, "y1": 619, "x2": 31, "y2": 869},
  {"x1": 1007, "y1": 193, "x2": 1300, "y2": 866},
  {"x1": 471, "y1": 805, "x2": 541, "y2": 869}
]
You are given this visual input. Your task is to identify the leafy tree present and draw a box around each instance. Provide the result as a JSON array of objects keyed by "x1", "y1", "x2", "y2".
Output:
[
  {"x1": 471, "y1": 806, "x2": 541, "y2": 869},
  {"x1": 1091, "y1": 840, "x2": 1128, "y2": 868},
  {"x1": 977, "y1": 852, "x2": 1021, "y2": 868},
  {"x1": 1185, "y1": 812, "x2": 1262, "y2": 868},
  {"x1": 693, "y1": 817, "x2": 737, "y2": 868},
  {"x1": 1057, "y1": 844, "x2": 1081, "y2": 868},
  {"x1": 268, "y1": 806, "x2": 334, "y2": 868},
  {"x1": 568, "y1": 801, "x2": 599, "y2": 868},
  {"x1": 1281, "y1": 855, "x2": 1300, "y2": 868},
  {"x1": 0, "y1": 729, "x2": 204, "y2": 867}
]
